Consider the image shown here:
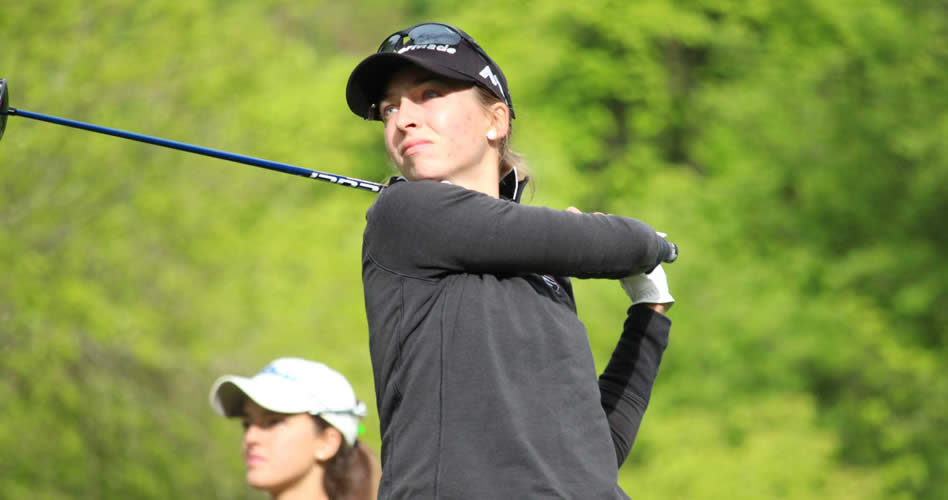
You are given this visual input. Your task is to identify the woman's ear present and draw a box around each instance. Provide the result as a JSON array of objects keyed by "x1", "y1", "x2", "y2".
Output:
[
  {"x1": 314, "y1": 426, "x2": 343, "y2": 462},
  {"x1": 487, "y1": 102, "x2": 510, "y2": 141}
]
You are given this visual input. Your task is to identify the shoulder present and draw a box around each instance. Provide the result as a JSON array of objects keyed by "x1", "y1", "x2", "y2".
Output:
[
  {"x1": 368, "y1": 180, "x2": 491, "y2": 225},
  {"x1": 367, "y1": 180, "x2": 434, "y2": 227},
  {"x1": 373, "y1": 179, "x2": 445, "y2": 209}
]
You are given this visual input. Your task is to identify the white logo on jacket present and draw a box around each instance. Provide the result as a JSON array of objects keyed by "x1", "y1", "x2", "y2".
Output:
[{"x1": 541, "y1": 274, "x2": 560, "y2": 291}]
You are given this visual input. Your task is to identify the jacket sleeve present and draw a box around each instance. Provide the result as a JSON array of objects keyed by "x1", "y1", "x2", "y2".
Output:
[
  {"x1": 599, "y1": 304, "x2": 671, "y2": 468},
  {"x1": 365, "y1": 180, "x2": 667, "y2": 279}
]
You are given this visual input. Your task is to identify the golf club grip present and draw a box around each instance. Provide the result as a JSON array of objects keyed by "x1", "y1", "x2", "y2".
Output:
[{"x1": 7, "y1": 107, "x2": 385, "y2": 193}]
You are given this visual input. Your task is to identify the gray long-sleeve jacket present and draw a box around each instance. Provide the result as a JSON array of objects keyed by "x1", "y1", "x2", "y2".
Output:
[{"x1": 362, "y1": 178, "x2": 671, "y2": 499}]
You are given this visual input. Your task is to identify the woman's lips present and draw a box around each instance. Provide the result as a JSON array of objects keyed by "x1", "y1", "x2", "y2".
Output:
[
  {"x1": 245, "y1": 454, "x2": 265, "y2": 467},
  {"x1": 401, "y1": 139, "x2": 432, "y2": 157}
]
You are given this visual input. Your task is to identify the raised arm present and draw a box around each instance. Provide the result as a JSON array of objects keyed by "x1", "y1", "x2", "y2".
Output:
[
  {"x1": 365, "y1": 180, "x2": 675, "y2": 279},
  {"x1": 599, "y1": 266, "x2": 675, "y2": 467}
]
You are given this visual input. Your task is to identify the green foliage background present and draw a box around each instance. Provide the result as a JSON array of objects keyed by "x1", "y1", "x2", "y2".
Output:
[{"x1": 2, "y1": 1, "x2": 945, "y2": 499}]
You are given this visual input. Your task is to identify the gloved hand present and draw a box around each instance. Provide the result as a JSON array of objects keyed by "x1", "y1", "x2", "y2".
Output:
[{"x1": 620, "y1": 264, "x2": 674, "y2": 309}]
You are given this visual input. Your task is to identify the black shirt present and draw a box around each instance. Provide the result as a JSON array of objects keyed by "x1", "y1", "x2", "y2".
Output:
[{"x1": 363, "y1": 179, "x2": 670, "y2": 499}]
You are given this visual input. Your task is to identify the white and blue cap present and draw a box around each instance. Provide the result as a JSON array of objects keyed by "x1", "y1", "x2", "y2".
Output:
[{"x1": 209, "y1": 357, "x2": 368, "y2": 445}]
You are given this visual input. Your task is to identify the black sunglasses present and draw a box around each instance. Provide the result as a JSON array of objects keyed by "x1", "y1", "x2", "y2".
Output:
[{"x1": 377, "y1": 22, "x2": 472, "y2": 55}]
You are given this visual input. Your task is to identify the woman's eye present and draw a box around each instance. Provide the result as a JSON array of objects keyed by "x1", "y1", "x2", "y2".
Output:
[
  {"x1": 422, "y1": 89, "x2": 441, "y2": 99},
  {"x1": 240, "y1": 420, "x2": 250, "y2": 430},
  {"x1": 382, "y1": 105, "x2": 397, "y2": 119},
  {"x1": 263, "y1": 416, "x2": 284, "y2": 428}
]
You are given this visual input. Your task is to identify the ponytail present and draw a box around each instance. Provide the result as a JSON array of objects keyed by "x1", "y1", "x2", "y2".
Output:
[
  {"x1": 314, "y1": 417, "x2": 381, "y2": 500},
  {"x1": 474, "y1": 86, "x2": 530, "y2": 184}
]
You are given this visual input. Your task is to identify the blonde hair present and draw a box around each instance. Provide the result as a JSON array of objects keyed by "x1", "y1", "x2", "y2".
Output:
[{"x1": 474, "y1": 86, "x2": 528, "y2": 182}]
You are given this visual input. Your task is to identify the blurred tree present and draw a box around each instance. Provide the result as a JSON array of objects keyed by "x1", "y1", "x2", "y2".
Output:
[{"x1": 1, "y1": 0, "x2": 944, "y2": 499}]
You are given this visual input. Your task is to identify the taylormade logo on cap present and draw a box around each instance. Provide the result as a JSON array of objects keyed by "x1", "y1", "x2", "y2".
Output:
[{"x1": 397, "y1": 44, "x2": 457, "y2": 55}]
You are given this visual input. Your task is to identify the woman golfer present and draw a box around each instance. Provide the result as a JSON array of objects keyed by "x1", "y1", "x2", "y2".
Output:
[
  {"x1": 209, "y1": 357, "x2": 380, "y2": 500},
  {"x1": 346, "y1": 22, "x2": 678, "y2": 498}
]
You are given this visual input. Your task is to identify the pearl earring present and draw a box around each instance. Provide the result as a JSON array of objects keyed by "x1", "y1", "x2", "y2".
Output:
[{"x1": 486, "y1": 129, "x2": 497, "y2": 140}]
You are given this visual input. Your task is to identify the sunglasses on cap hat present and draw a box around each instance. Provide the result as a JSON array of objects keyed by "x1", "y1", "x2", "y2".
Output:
[
  {"x1": 351, "y1": 22, "x2": 515, "y2": 120},
  {"x1": 376, "y1": 22, "x2": 473, "y2": 54}
]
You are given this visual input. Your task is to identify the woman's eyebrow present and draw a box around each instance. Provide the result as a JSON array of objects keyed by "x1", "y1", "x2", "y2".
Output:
[
  {"x1": 381, "y1": 77, "x2": 442, "y2": 103},
  {"x1": 242, "y1": 405, "x2": 276, "y2": 418}
]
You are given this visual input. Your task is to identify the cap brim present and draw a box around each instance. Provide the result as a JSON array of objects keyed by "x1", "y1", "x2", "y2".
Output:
[
  {"x1": 346, "y1": 52, "x2": 481, "y2": 120},
  {"x1": 209, "y1": 375, "x2": 313, "y2": 417}
]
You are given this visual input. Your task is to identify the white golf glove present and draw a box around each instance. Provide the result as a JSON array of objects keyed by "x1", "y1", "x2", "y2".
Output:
[{"x1": 620, "y1": 264, "x2": 675, "y2": 308}]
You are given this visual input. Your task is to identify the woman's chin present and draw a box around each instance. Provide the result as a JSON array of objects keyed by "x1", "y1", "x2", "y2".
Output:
[
  {"x1": 400, "y1": 159, "x2": 447, "y2": 182},
  {"x1": 246, "y1": 470, "x2": 275, "y2": 490}
]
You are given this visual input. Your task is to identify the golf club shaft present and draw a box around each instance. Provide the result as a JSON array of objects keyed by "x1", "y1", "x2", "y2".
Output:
[{"x1": 6, "y1": 107, "x2": 385, "y2": 193}]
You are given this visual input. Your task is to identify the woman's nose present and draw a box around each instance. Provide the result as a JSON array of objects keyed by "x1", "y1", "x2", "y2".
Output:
[
  {"x1": 243, "y1": 424, "x2": 262, "y2": 445},
  {"x1": 395, "y1": 97, "x2": 422, "y2": 129}
]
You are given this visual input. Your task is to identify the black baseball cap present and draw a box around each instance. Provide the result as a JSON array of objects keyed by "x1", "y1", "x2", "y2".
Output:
[{"x1": 346, "y1": 22, "x2": 514, "y2": 121}]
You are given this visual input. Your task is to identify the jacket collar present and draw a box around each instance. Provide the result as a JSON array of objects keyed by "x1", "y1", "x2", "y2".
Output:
[{"x1": 499, "y1": 169, "x2": 528, "y2": 203}]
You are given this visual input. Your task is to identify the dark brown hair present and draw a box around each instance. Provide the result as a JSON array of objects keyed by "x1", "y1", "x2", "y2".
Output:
[{"x1": 313, "y1": 416, "x2": 380, "y2": 500}]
